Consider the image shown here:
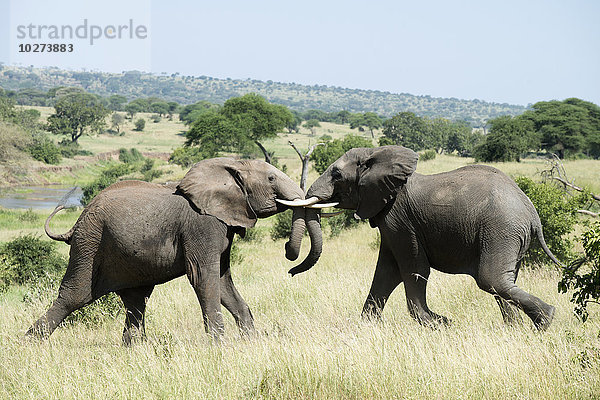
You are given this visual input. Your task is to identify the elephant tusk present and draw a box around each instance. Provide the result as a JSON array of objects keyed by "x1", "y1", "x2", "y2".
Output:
[
  {"x1": 306, "y1": 202, "x2": 339, "y2": 209},
  {"x1": 276, "y1": 197, "x2": 320, "y2": 207},
  {"x1": 320, "y1": 211, "x2": 344, "y2": 218}
]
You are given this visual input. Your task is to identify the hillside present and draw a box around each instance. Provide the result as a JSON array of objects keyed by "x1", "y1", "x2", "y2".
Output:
[{"x1": 0, "y1": 65, "x2": 526, "y2": 126}]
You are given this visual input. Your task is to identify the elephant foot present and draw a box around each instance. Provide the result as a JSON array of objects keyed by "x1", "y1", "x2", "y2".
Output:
[
  {"x1": 533, "y1": 305, "x2": 555, "y2": 331},
  {"x1": 122, "y1": 327, "x2": 146, "y2": 346},
  {"x1": 413, "y1": 311, "x2": 452, "y2": 329}
]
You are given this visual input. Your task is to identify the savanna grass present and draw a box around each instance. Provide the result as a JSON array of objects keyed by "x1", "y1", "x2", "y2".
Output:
[{"x1": 0, "y1": 223, "x2": 599, "y2": 399}]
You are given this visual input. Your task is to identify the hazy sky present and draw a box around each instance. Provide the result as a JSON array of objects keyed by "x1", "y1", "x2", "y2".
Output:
[{"x1": 1, "y1": 0, "x2": 599, "y2": 106}]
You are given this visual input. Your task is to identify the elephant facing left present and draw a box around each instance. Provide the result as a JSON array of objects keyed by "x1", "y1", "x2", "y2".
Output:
[{"x1": 27, "y1": 158, "x2": 321, "y2": 344}]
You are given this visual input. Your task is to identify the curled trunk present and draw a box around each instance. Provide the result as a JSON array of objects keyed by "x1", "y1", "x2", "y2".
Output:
[
  {"x1": 285, "y1": 207, "x2": 306, "y2": 261},
  {"x1": 288, "y1": 208, "x2": 322, "y2": 276}
]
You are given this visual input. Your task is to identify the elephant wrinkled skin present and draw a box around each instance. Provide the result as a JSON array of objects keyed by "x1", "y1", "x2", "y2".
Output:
[
  {"x1": 28, "y1": 158, "x2": 322, "y2": 343},
  {"x1": 297, "y1": 145, "x2": 559, "y2": 331}
]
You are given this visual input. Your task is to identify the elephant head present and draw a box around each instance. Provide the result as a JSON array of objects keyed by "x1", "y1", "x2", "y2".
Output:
[
  {"x1": 284, "y1": 146, "x2": 419, "y2": 275},
  {"x1": 176, "y1": 158, "x2": 323, "y2": 267}
]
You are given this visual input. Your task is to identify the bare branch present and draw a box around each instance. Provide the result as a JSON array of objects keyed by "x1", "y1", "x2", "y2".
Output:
[
  {"x1": 305, "y1": 142, "x2": 325, "y2": 159},
  {"x1": 577, "y1": 209, "x2": 599, "y2": 217},
  {"x1": 288, "y1": 140, "x2": 303, "y2": 159},
  {"x1": 553, "y1": 177, "x2": 600, "y2": 201}
]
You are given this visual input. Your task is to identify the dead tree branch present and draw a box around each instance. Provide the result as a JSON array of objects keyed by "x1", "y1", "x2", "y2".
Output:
[
  {"x1": 553, "y1": 177, "x2": 600, "y2": 202},
  {"x1": 577, "y1": 209, "x2": 599, "y2": 218},
  {"x1": 289, "y1": 141, "x2": 325, "y2": 192}
]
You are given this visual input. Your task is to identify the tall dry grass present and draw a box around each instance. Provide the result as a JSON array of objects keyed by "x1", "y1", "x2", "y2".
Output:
[{"x1": 1, "y1": 223, "x2": 599, "y2": 399}]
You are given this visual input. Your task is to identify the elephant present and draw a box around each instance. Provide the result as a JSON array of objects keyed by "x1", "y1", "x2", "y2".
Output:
[
  {"x1": 291, "y1": 145, "x2": 559, "y2": 331},
  {"x1": 28, "y1": 158, "x2": 323, "y2": 344}
]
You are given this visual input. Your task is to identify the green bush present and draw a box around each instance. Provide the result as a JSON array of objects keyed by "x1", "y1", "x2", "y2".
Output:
[
  {"x1": 169, "y1": 146, "x2": 210, "y2": 167},
  {"x1": 29, "y1": 135, "x2": 62, "y2": 164},
  {"x1": 322, "y1": 209, "x2": 362, "y2": 237},
  {"x1": 81, "y1": 163, "x2": 134, "y2": 205},
  {"x1": 311, "y1": 135, "x2": 373, "y2": 174},
  {"x1": 419, "y1": 149, "x2": 437, "y2": 161},
  {"x1": 270, "y1": 209, "x2": 292, "y2": 240},
  {"x1": 559, "y1": 221, "x2": 600, "y2": 321},
  {"x1": 58, "y1": 140, "x2": 93, "y2": 158},
  {"x1": 141, "y1": 159, "x2": 163, "y2": 182},
  {"x1": 238, "y1": 227, "x2": 264, "y2": 242},
  {"x1": 0, "y1": 235, "x2": 66, "y2": 291},
  {"x1": 134, "y1": 118, "x2": 146, "y2": 131},
  {"x1": 151, "y1": 114, "x2": 162, "y2": 123},
  {"x1": 229, "y1": 240, "x2": 244, "y2": 266},
  {"x1": 118, "y1": 147, "x2": 145, "y2": 164},
  {"x1": 515, "y1": 177, "x2": 589, "y2": 265},
  {"x1": 65, "y1": 293, "x2": 124, "y2": 326}
]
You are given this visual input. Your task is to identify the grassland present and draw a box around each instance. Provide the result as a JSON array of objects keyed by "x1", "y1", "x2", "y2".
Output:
[{"x1": 0, "y1": 107, "x2": 599, "y2": 399}]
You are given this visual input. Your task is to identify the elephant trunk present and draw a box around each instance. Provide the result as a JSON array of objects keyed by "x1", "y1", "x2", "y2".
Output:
[
  {"x1": 285, "y1": 207, "x2": 306, "y2": 261},
  {"x1": 288, "y1": 208, "x2": 322, "y2": 276}
]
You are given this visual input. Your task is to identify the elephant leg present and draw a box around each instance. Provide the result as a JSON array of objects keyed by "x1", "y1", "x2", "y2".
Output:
[
  {"x1": 220, "y1": 269, "x2": 255, "y2": 335},
  {"x1": 117, "y1": 285, "x2": 155, "y2": 346},
  {"x1": 402, "y1": 269, "x2": 451, "y2": 327},
  {"x1": 493, "y1": 261, "x2": 523, "y2": 326},
  {"x1": 477, "y1": 255, "x2": 555, "y2": 331},
  {"x1": 26, "y1": 294, "x2": 88, "y2": 338},
  {"x1": 495, "y1": 296, "x2": 524, "y2": 326},
  {"x1": 26, "y1": 251, "x2": 96, "y2": 339},
  {"x1": 361, "y1": 244, "x2": 402, "y2": 320},
  {"x1": 187, "y1": 260, "x2": 224, "y2": 340}
]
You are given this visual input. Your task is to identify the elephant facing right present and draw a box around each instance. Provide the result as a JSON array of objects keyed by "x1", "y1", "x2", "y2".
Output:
[{"x1": 289, "y1": 145, "x2": 560, "y2": 331}]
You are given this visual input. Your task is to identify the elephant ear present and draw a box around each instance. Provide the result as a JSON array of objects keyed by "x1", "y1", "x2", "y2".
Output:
[
  {"x1": 176, "y1": 158, "x2": 257, "y2": 228},
  {"x1": 355, "y1": 146, "x2": 419, "y2": 219}
]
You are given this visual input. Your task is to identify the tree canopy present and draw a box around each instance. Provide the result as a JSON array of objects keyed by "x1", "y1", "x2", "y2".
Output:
[
  {"x1": 311, "y1": 135, "x2": 373, "y2": 174},
  {"x1": 47, "y1": 92, "x2": 110, "y2": 143},
  {"x1": 475, "y1": 98, "x2": 600, "y2": 161}
]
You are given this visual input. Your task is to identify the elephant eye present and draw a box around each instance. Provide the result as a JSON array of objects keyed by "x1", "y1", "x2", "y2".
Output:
[
  {"x1": 331, "y1": 167, "x2": 342, "y2": 180},
  {"x1": 268, "y1": 174, "x2": 276, "y2": 182}
]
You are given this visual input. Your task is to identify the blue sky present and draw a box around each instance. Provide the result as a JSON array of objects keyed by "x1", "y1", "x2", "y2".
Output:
[{"x1": 1, "y1": 0, "x2": 599, "y2": 106}]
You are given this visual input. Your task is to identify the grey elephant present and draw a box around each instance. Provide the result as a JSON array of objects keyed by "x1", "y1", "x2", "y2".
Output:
[
  {"x1": 29, "y1": 158, "x2": 322, "y2": 343},
  {"x1": 291, "y1": 145, "x2": 559, "y2": 330}
]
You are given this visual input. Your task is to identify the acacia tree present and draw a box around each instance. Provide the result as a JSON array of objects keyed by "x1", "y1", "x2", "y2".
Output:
[
  {"x1": 47, "y1": 92, "x2": 109, "y2": 143},
  {"x1": 184, "y1": 110, "x2": 247, "y2": 158},
  {"x1": 523, "y1": 98, "x2": 600, "y2": 159},
  {"x1": 473, "y1": 115, "x2": 535, "y2": 162},
  {"x1": 303, "y1": 119, "x2": 321, "y2": 135},
  {"x1": 221, "y1": 93, "x2": 293, "y2": 163},
  {"x1": 381, "y1": 112, "x2": 431, "y2": 150}
]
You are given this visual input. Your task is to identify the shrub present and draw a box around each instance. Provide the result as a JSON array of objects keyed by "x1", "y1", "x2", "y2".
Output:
[
  {"x1": 0, "y1": 235, "x2": 66, "y2": 290},
  {"x1": 81, "y1": 163, "x2": 134, "y2": 205},
  {"x1": 229, "y1": 240, "x2": 244, "y2": 266},
  {"x1": 151, "y1": 114, "x2": 162, "y2": 123},
  {"x1": 270, "y1": 209, "x2": 292, "y2": 240},
  {"x1": 559, "y1": 221, "x2": 600, "y2": 321},
  {"x1": 238, "y1": 227, "x2": 264, "y2": 242},
  {"x1": 311, "y1": 135, "x2": 373, "y2": 174},
  {"x1": 65, "y1": 293, "x2": 124, "y2": 326},
  {"x1": 141, "y1": 159, "x2": 163, "y2": 182},
  {"x1": 58, "y1": 140, "x2": 93, "y2": 158},
  {"x1": 118, "y1": 147, "x2": 145, "y2": 164},
  {"x1": 419, "y1": 149, "x2": 437, "y2": 161},
  {"x1": 18, "y1": 208, "x2": 39, "y2": 223},
  {"x1": 134, "y1": 118, "x2": 146, "y2": 131},
  {"x1": 515, "y1": 177, "x2": 589, "y2": 265},
  {"x1": 323, "y1": 209, "x2": 362, "y2": 237},
  {"x1": 29, "y1": 135, "x2": 61, "y2": 164},
  {"x1": 169, "y1": 146, "x2": 210, "y2": 167}
]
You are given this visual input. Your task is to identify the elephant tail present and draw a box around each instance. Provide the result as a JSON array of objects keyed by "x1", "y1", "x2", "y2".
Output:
[
  {"x1": 45, "y1": 206, "x2": 74, "y2": 244},
  {"x1": 533, "y1": 224, "x2": 563, "y2": 267}
]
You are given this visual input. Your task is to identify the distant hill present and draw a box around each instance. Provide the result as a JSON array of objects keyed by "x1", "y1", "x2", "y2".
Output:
[{"x1": 0, "y1": 65, "x2": 527, "y2": 126}]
